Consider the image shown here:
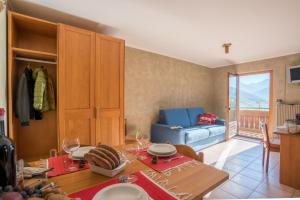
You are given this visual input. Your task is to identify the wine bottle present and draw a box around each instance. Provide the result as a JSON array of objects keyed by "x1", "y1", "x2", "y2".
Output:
[{"x1": 0, "y1": 108, "x2": 17, "y2": 187}]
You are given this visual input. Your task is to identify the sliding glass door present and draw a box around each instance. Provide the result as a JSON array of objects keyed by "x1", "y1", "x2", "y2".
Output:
[{"x1": 226, "y1": 71, "x2": 273, "y2": 140}]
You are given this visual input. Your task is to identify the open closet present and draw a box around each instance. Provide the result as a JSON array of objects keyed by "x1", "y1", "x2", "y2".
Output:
[
  {"x1": 8, "y1": 12, "x2": 58, "y2": 161},
  {"x1": 8, "y1": 12, "x2": 125, "y2": 161}
]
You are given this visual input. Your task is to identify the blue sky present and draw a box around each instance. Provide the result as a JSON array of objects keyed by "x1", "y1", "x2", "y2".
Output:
[{"x1": 240, "y1": 73, "x2": 269, "y2": 84}]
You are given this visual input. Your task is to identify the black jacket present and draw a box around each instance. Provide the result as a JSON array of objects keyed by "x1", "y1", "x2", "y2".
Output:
[
  {"x1": 15, "y1": 71, "x2": 30, "y2": 126},
  {"x1": 15, "y1": 68, "x2": 36, "y2": 126},
  {"x1": 24, "y1": 68, "x2": 35, "y2": 119}
]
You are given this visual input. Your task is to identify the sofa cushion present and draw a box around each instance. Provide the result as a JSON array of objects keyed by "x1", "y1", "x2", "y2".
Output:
[
  {"x1": 206, "y1": 125, "x2": 226, "y2": 137},
  {"x1": 159, "y1": 108, "x2": 191, "y2": 127},
  {"x1": 185, "y1": 128, "x2": 210, "y2": 144},
  {"x1": 198, "y1": 113, "x2": 217, "y2": 125},
  {"x1": 186, "y1": 107, "x2": 205, "y2": 125}
]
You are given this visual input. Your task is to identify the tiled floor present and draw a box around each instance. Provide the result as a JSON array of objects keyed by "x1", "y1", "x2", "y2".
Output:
[{"x1": 201, "y1": 137, "x2": 300, "y2": 199}]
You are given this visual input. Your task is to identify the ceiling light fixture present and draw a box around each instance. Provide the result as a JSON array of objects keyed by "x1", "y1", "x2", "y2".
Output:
[{"x1": 222, "y1": 43, "x2": 232, "y2": 54}]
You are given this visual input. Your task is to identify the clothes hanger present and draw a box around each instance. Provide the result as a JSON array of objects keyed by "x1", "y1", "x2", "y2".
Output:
[{"x1": 25, "y1": 63, "x2": 31, "y2": 71}]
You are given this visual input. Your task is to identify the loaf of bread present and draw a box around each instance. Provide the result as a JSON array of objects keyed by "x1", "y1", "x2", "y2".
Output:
[
  {"x1": 98, "y1": 144, "x2": 121, "y2": 161},
  {"x1": 84, "y1": 145, "x2": 121, "y2": 170}
]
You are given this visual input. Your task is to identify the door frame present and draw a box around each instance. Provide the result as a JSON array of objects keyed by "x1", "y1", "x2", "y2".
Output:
[
  {"x1": 225, "y1": 70, "x2": 273, "y2": 140},
  {"x1": 225, "y1": 73, "x2": 239, "y2": 140}
]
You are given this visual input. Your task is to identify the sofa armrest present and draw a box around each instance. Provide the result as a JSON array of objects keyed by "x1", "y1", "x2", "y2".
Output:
[
  {"x1": 151, "y1": 123, "x2": 186, "y2": 144},
  {"x1": 216, "y1": 119, "x2": 226, "y2": 126}
]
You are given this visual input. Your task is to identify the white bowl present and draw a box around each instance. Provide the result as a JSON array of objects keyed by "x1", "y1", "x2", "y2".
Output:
[{"x1": 89, "y1": 160, "x2": 127, "y2": 177}]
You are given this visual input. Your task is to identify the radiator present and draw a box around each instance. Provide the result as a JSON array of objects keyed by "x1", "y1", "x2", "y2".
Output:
[{"x1": 277, "y1": 102, "x2": 300, "y2": 126}]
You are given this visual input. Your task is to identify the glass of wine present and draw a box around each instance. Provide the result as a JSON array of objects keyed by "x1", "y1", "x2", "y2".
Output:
[
  {"x1": 62, "y1": 136, "x2": 80, "y2": 171},
  {"x1": 135, "y1": 129, "x2": 149, "y2": 160},
  {"x1": 135, "y1": 129, "x2": 144, "y2": 151}
]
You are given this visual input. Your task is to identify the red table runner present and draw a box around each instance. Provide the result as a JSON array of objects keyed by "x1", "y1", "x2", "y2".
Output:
[
  {"x1": 47, "y1": 155, "x2": 89, "y2": 177},
  {"x1": 68, "y1": 171, "x2": 177, "y2": 200},
  {"x1": 135, "y1": 151, "x2": 192, "y2": 172}
]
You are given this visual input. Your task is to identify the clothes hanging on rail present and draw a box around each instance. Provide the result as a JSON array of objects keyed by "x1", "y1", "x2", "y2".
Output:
[
  {"x1": 47, "y1": 76, "x2": 56, "y2": 111},
  {"x1": 15, "y1": 66, "x2": 56, "y2": 125},
  {"x1": 25, "y1": 68, "x2": 43, "y2": 120},
  {"x1": 33, "y1": 67, "x2": 48, "y2": 112},
  {"x1": 24, "y1": 67, "x2": 35, "y2": 119},
  {"x1": 41, "y1": 81, "x2": 49, "y2": 113},
  {"x1": 15, "y1": 70, "x2": 31, "y2": 126}
]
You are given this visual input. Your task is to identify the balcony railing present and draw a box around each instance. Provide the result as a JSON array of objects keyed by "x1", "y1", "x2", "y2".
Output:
[{"x1": 238, "y1": 109, "x2": 269, "y2": 139}]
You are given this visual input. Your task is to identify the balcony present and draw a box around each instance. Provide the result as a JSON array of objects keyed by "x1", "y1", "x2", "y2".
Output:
[{"x1": 238, "y1": 109, "x2": 269, "y2": 139}]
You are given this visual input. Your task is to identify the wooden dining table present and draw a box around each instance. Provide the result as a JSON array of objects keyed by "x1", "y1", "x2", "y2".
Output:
[{"x1": 28, "y1": 144, "x2": 229, "y2": 200}]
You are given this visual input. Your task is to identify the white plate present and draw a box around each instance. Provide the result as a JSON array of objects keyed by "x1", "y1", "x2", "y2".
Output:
[
  {"x1": 147, "y1": 149, "x2": 177, "y2": 157},
  {"x1": 70, "y1": 146, "x2": 95, "y2": 160},
  {"x1": 92, "y1": 183, "x2": 149, "y2": 200},
  {"x1": 148, "y1": 148, "x2": 176, "y2": 155},
  {"x1": 148, "y1": 144, "x2": 177, "y2": 155}
]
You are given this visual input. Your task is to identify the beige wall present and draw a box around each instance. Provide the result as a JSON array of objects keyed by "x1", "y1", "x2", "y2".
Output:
[
  {"x1": 125, "y1": 47, "x2": 213, "y2": 136},
  {"x1": 125, "y1": 47, "x2": 300, "y2": 136},
  {"x1": 212, "y1": 53, "x2": 300, "y2": 127},
  {"x1": 0, "y1": 7, "x2": 7, "y2": 134}
]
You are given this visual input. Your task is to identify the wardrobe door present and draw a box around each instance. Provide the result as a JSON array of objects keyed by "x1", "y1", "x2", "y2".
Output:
[
  {"x1": 58, "y1": 24, "x2": 96, "y2": 148},
  {"x1": 95, "y1": 34, "x2": 125, "y2": 146}
]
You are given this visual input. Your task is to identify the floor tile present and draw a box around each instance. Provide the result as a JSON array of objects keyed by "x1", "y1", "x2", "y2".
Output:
[
  {"x1": 222, "y1": 162, "x2": 245, "y2": 173},
  {"x1": 233, "y1": 154, "x2": 256, "y2": 162},
  {"x1": 268, "y1": 154, "x2": 280, "y2": 161},
  {"x1": 267, "y1": 161, "x2": 279, "y2": 170},
  {"x1": 267, "y1": 165, "x2": 280, "y2": 178},
  {"x1": 253, "y1": 158, "x2": 264, "y2": 165},
  {"x1": 239, "y1": 168, "x2": 266, "y2": 181},
  {"x1": 228, "y1": 157, "x2": 251, "y2": 167},
  {"x1": 204, "y1": 188, "x2": 237, "y2": 199},
  {"x1": 293, "y1": 189, "x2": 300, "y2": 197},
  {"x1": 248, "y1": 191, "x2": 269, "y2": 198},
  {"x1": 246, "y1": 162, "x2": 265, "y2": 172},
  {"x1": 201, "y1": 138, "x2": 261, "y2": 164},
  {"x1": 240, "y1": 151, "x2": 260, "y2": 158},
  {"x1": 264, "y1": 174, "x2": 294, "y2": 193},
  {"x1": 231, "y1": 174, "x2": 261, "y2": 190},
  {"x1": 247, "y1": 162, "x2": 278, "y2": 174},
  {"x1": 201, "y1": 138, "x2": 299, "y2": 199},
  {"x1": 220, "y1": 180, "x2": 253, "y2": 198},
  {"x1": 225, "y1": 169, "x2": 239, "y2": 179},
  {"x1": 255, "y1": 182, "x2": 293, "y2": 198}
]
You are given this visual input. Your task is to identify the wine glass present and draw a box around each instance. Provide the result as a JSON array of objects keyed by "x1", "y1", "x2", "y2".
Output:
[
  {"x1": 62, "y1": 136, "x2": 80, "y2": 171},
  {"x1": 135, "y1": 129, "x2": 144, "y2": 151}
]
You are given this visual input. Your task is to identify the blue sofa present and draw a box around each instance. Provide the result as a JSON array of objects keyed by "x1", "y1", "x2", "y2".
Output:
[{"x1": 151, "y1": 107, "x2": 226, "y2": 151}]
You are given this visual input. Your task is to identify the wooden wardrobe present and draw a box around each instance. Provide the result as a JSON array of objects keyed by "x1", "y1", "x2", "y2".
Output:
[{"x1": 8, "y1": 12, "x2": 125, "y2": 160}]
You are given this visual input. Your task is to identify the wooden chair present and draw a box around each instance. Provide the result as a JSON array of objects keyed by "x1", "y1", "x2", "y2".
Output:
[
  {"x1": 174, "y1": 144, "x2": 204, "y2": 163},
  {"x1": 165, "y1": 141, "x2": 203, "y2": 162},
  {"x1": 261, "y1": 123, "x2": 280, "y2": 173}
]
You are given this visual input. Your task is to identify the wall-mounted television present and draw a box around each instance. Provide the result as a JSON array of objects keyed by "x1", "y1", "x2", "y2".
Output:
[{"x1": 287, "y1": 65, "x2": 300, "y2": 84}]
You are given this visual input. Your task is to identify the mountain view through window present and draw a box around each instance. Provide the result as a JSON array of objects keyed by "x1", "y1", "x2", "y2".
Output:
[{"x1": 239, "y1": 73, "x2": 270, "y2": 110}]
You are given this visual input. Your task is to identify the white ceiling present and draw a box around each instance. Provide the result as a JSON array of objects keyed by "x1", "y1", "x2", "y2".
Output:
[{"x1": 10, "y1": 0, "x2": 300, "y2": 68}]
